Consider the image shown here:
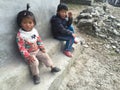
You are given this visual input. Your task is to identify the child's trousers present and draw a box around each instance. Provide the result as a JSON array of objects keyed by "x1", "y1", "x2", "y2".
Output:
[
  {"x1": 55, "y1": 25, "x2": 75, "y2": 51},
  {"x1": 28, "y1": 49, "x2": 53, "y2": 76},
  {"x1": 56, "y1": 36, "x2": 74, "y2": 51}
]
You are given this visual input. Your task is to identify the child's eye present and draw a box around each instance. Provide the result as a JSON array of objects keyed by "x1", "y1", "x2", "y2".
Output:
[{"x1": 29, "y1": 22, "x2": 33, "y2": 24}]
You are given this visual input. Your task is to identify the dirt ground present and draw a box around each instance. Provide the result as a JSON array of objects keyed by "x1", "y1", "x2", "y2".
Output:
[{"x1": 58, "y1": 3, "x2": 120, "y2": 90}]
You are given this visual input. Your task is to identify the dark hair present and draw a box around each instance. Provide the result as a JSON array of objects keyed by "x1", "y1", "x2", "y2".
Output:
[
  {"x1": 17, "y1": 4, "x2": 36, "y2": 27},
  {"x1": 57, "y1": 3, "x2": 68, "y2": 12}
]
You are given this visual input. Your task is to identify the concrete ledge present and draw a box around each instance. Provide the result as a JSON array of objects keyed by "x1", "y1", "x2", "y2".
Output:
[
  {"x1": 49, "y1": 44, "x2": 82, "y2": 90},
  {"x1": 44, "y1": 39, "x2": 62, "y2": 57},
  {"x1": 0, "y1": 38, "x2": 61, "y2": 90},
  {"x1": 0, "y1": 38, "x2": 82, "y2": 90},
  {"x1": 18, "y1": 43, "x2": 82, "y2": 90}
]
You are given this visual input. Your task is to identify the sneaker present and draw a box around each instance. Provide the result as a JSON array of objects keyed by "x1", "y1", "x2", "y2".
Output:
[
  {"x1": 63, "y1": 51, "x2": 73, "y2": 57},
  {"x1": 51, "y1": 67, "x2": 61, "y2": 73},
  {"x1": 33, "y1": 75, "x2": 40, "y2": 84}
]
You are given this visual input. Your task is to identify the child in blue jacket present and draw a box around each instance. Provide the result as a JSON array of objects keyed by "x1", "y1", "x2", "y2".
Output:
[{"x1": 51, "y1": 3, "x2": 78, "y2": 57}]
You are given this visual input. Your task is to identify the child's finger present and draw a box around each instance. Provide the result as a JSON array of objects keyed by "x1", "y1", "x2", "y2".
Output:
[{"x1": 68, "y1": 12, "x2": 72, "y2": 17}]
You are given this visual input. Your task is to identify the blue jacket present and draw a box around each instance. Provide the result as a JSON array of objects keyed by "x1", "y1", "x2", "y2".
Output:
[{"x1": 51, "y1": 14, "x2": 73, "y2": 38}]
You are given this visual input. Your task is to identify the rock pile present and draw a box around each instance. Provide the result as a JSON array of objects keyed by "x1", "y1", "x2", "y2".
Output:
[{"x1": 75, "y1": 4, "x2": 120, "y2": 53}]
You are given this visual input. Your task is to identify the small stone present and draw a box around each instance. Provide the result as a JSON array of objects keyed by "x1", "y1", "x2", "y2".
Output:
[
  {"x1": 99, "y1": 34, "x2": 107, "y2": 38},
  {"x1": 83, "y1": 44, "x2": 89, "y2": 48},
  {"x1": 95, "y1": 28, "x2": 101, "y2": 32},
  {"x1": 112, "y1": 45, "x2": 116, "y2": 49},
  {"x1": 79, "y1": 19, "x2": 93, "y2": 24},
  {"x1": 108, "y1": 15, "x2": 116, "y2": 20},
  {"x1": 116, "y1": 23, "x2": 120, "y2": 27},
  {"x1": 78, "y1": 19, "x2": 93, "y2": 28},
  {"x1": 115, "y1": 49, "x2": 120, "y2": 54},
  {"x1": 105, "y1": 44, "x2": 111, "y2": 49},
  {"x1": 113, "y1": 29, "x2": 119, "y2": 35},
  {"x1": 78, "y1": 37, "x2": 86, "y2": 45},
  {"x1": 79, "y1": 13, "x2": 92, "y2": 19}
]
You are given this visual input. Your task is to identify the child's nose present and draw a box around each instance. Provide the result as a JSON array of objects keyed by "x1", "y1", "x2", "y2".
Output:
[{"x1": 26, "y1": 23, "x2": 30, "y2": 26}]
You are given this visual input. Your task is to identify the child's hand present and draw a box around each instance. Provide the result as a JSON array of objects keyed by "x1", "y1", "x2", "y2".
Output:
[
  {"x1": 27, "y1": 56, "x2": 35, "y2": 64},
  {"x1": 72, "y1": 33, "x2": 76, "y2": 38},
  {"x1": 68, "y1": 12, "x2": 72, "y2": 18},
  {"x1": 40, "y1": 48, "x2": 46, "y2": 53}
]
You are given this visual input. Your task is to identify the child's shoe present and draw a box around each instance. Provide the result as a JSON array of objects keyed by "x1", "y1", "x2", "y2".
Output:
[
  {"x1": 33, "y1": 75, "x2": 40, "y2": 85},
  {"x1": 51, "y1": 67, "x2": 61, "y2": 73},
  {"x1": 63, "y1": 50, "x2": 73, "y2": 57}
]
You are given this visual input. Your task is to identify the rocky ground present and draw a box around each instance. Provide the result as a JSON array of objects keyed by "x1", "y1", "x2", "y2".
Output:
[{"x1": 58, "y1": 3, "x2": 120, "y2": 90}]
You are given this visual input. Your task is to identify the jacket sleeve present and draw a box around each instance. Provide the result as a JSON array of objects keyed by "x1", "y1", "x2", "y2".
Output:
[
  {"x1": 16, "y1": 32, "x2": 30, "y2": 59},
  {"x1": 51, "y1": 17, "x2": 73, "y2": 36},
  {"x1": 67, "y1": 17, "x2": 73, "y2": 26},
  {"x1": 37, "y1": 36, "x2": 45, "y2": 49}
]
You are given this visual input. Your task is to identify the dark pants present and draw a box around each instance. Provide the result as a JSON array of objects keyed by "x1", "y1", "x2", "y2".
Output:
[{"x1": 55, "y1": 25, "x2": 75, "y2": 51}]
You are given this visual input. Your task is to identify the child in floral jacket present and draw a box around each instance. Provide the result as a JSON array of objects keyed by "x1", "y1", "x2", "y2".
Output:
[{"x1": 16, "y1": 4, "x2": 60, "y2": 85}]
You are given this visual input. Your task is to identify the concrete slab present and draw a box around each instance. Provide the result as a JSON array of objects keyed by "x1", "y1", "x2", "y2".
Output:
[
  {"x1": 0, "y1": 38, "x2": 61, "y2": 90},
  {"x1": 18, "y1": 44, "x2": 82, "y2": 90},
  {"x1": 0, "y1": 38, "x2": 82, "y2": 90}
]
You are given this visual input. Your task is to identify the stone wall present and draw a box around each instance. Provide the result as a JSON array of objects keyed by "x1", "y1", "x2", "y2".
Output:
[
  {"x1": 0, "y1": 0, "x2": 60, "y2": 67},
  {"x1": 75, "y1": 4, "x2": 120, "y2": 53}
]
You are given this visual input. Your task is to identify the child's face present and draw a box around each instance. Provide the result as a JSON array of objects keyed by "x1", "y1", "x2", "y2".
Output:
[
  {"x1": 58, "y1": 9, "x2": 67, "y2": 19},
  {"x1": 21, "y1": 17, "x2": 35, "y2": 31}
]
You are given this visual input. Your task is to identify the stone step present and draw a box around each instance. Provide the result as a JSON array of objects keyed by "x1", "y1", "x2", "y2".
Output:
[
  {"x1": 0, "y1": 38, "x2": 61, "y2": 90},
  {"x1": 0, "y1": 38, "x2": 82, "y2": 90},
  {"x1": 18, "y1": 43, "x2": 82, "y2": 90}
]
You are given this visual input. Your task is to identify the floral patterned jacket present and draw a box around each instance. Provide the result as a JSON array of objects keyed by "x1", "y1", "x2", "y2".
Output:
[{"x1": 16, "y1": 28, "x2": 44, "y2": 59}]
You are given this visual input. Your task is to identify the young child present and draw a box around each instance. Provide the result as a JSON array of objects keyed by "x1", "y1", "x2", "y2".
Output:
[
  {"x1": 51, "y1": 3, "x2": 78, "y2": 57},
  {"x1": 16, "y1": 4, "x2": 60, "y2": 85}
]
